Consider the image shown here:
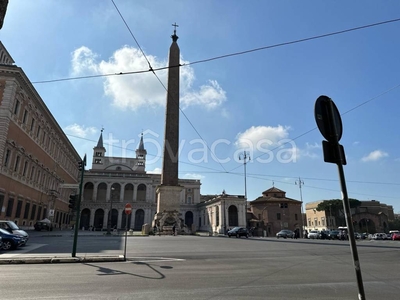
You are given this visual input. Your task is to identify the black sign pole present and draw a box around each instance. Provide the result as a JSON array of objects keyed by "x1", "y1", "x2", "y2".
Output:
[
  {"x1": 326, "y1": 100, "x2": 366, "y2": 300},
  {"x1": 124, "y1": 213, "x2": 128, "y2": 261}
]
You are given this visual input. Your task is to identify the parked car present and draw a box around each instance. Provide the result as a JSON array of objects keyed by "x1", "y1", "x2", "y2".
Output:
[
  {"x1": 276, "y1": 230, "x2": 295, "y2": 239},
  {"x1": 34, "y1": 220, "x2": 53, "y2": 231},
  {"x1": 0, "y1": 228, "x2": 24, "y2": 250},
  {"x1": 354, "y1": 232, "x2": 361, "y2": 239},
  {"x1": 227, "y1": 227, "x2": 249, "y2": 238},
  {"x1": 307, "y1": 230, "x2": 320, "y2": 239},
  {"x1": 392, "y1": 232, "x2": 400, "y2": 241},
  {"x1": 0, "y1": 220, "x2": 29, "y2": 245},
  {"x1": 328, "y1": 230, "x2": 340, "y2": 240},
  {"x1": 319, "y1": 230, "x2": 330, "y2": 240},
  {"x1": 371, "y1": 233, "x2": 386, "y2": 240}
]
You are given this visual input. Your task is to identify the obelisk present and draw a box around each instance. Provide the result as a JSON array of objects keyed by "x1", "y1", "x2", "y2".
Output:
[{"x1": 154, "y1": 23, "x2": 183, "y2": 233}]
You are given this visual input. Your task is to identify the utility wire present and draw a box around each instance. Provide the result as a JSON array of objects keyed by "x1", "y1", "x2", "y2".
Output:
[{"x1": 31, "y1": 17, "x2": 400, "y2": 84}]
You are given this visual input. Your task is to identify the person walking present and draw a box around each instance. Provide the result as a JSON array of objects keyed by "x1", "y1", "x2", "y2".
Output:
[{"x1": 172, "y1": 224, "x2": 176, "y2": 236}]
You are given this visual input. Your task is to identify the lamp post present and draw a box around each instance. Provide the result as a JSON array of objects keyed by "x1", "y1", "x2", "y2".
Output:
[
  {"x1": 295, "y1": 177, "x2": 305, "y2": 237},
  {"x1": 239, "y1": 151, "x2": 250, "y2": 200},
  {"x1": 107, "y1": 186, "x2": 115, "y2": 235}
]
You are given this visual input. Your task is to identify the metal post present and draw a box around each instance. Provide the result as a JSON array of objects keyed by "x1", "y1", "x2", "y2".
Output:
[
  {"x1": 295, "y1": 178, "x2": 305, "y2": 237},
  {"x1": 124, "y1": 214, "x2": 128, "y2": 261},
  {"x1": 327, "y1": 101, "x2": 365, "y2": 300},
  {"x1": 72, "y1": 156, "x2": 85, "y2": 257}
]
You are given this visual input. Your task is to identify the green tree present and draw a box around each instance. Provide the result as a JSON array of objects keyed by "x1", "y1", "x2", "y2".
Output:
[{"x1": 316, "y1": 199, "x2": 361, "y2": 227}]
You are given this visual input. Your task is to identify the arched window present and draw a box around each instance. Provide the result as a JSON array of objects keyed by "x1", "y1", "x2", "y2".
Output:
[{"x1": 137, "y1": 184, "x2": 146, "y2": 201}]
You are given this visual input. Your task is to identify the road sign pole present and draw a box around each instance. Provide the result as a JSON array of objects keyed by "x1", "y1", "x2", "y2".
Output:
[
  {"x1": 124, "y1": 215, "x2": 128, "y2": 261},
  {"x1": 315, "y1": 96, "x2": 365, "y2": 300},
  {"x1": 72, "y1": 155, "x2": 86, "y2": 257}
]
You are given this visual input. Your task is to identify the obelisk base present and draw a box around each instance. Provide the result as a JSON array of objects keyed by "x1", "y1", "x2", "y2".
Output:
[{"x1": 154, "y1": 185, "x2": 184, "y2": 234}]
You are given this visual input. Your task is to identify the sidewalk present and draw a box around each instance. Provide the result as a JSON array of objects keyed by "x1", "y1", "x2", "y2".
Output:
[{"x1": 0, "y1": 230, "x2": 144, "y2": 264}]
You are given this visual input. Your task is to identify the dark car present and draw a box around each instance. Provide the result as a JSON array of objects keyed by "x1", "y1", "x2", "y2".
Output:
[
  {"x1": 0, "y1": 228, "x2": 24, "y2": 250},
  {"x1": 227, "y1": 227, "x2": 249, "y2": 238},
  {"x1": 319, "y1": 230, "x2": 330, "y2": 240},
  {"x1": 328, "y1": 230, "x2": 340, "y2": 240},
  {"x1": 276, "y1": 230, "x2": 295, "y2": 239},
  {"x1": 34, "y1": 221, "x2": 53, "y2": 231}
]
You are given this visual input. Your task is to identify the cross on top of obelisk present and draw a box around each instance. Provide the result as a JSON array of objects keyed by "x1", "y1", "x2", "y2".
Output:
[{"x1": 171, "y1": 22, "x2": 179, "y2": 42}]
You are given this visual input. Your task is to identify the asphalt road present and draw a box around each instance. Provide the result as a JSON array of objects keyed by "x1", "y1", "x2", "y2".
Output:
[{"x1": 1, "y1": 233, "x2": 400, "y2": 299}]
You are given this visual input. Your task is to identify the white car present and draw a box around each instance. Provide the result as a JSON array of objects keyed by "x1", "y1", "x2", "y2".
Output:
[
  {"x1": 371, "y1": 233, "x2": 385, "y2": 240},
  {"x1": 307, "y1": 230, "x2": 320, "y2": 239}
]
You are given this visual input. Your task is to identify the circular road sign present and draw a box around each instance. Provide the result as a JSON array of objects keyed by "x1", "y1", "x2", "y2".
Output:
[
  {"x1": 124, "y1": 203, "x2": 132, "y2": 215},
  {"x1": 314, "y1": 95, "x2": 343, "y2": 142}
]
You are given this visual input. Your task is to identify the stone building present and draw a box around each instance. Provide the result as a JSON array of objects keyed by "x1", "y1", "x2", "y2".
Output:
[
  {"x1": 79, "y1": 131, "x2": 202, "y2": 232},
  {"x1": 0, "y1": 41, "x2": 80, "y2": 229},
  {"x1": 305, "y1": 199, "x2": 395, "y2": 233},
  {"x1": 248, "y1": 187, "x2": 303, "y2": 237},
  {"x1": 198, "y1": 191, "x2": 247, "y2": 234}
]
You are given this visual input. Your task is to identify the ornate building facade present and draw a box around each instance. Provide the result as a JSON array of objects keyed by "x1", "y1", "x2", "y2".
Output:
[
  {"x1": 79, "y1": 131, "x2": 202, "y2": 232},
  {"x1": 0, "y1": 42, "x2": 81, "y2": 229}
]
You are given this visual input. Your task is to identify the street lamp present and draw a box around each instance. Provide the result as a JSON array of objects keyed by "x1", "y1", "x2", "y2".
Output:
[
  {"x1": 238, "y1": 151, "x2": 250, "y2": 200},
  {"x1": 295, "y1": 178, "x2": 305, "y2": 237},
  {"x1": 107, "y1": 185, "x2": 116, "y2": 235}
]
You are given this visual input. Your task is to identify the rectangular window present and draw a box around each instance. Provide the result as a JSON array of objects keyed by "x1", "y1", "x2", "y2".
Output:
[
  {"x1": 6, "y1": 197, "x2": 14, "y2": 217},
  {"x1": 14, "y1": 100, "x2": 20, "y2": 115},
  {"x1": 321, "y1": 217, "x2": 325, "y2": 226},
  {"x1": 3, "y1": 149, "x2": 11, "y2": 167},
  {"x1": 15, "y1": 200, "x2": 23, "y2": 218},
  {"x1": 30, "y1": 204, "x2": 37, "y2": 220},
  {"x1": 43, "y1": 208, "x2": 47, "y2": 219},
  {"x1": 308, "y1": 219, "x2": 311, "y2": 227},
  {"x1": 94, "y1": 159, "x2": 102, "y2": 164},
  {"x1": 22, "y1": 161, "x2": 28, "y2": 176},
  {"x1": 277, "y1": 213, "x2": 281, "y2": 220},
  {"x1": 295, "y1": 213, "x2": 298, "y2": 221},
  {"x1": 37, "y1": 170, "x2": 41, "y2": 183},
  {"x1": 42, "y1": 131, "x2": 46, "y2": 144},
  {"x1": 37, "y1": 206, "x2": 42, "y2": 220},
  {"x1": 22, "y1": 110, "x2": 28, "y2": 124},
  {"x1": 30, "y1": 118, "x2": 35, "y2": 131},
  {"x1": 14, "y1": 156, "x2": 20, "y2": 172},
  {"x1": 30, "y1": 166, "x2": 35, "y2": 180},
  {"x1": 187, "y1": 196, "x2": 192, "y2": 204},
  {"x1": 0, "y1": 195, "x2": 4, "y2": 215},
  {"x1": 37, "y1": 125, "x2": 41, "y2": 138},
  {"x1": 23, "y1": 203, "x2": 30, "y2": 219}
]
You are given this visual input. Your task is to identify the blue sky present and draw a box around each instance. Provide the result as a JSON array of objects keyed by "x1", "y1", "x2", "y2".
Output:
[{"x1": 2, "y1": 1, "x2": 400, "y2": 213}]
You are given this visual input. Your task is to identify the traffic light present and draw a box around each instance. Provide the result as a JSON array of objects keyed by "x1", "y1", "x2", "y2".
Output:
[
  {"x1": 69, "y1": 194, "x2": 77, "y2": 210},
  {"x1": 78, "y1": 160, "x2": 83, "y2": 171}
]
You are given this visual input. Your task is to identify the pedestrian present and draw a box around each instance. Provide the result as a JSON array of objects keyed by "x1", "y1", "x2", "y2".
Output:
[{"x1": 172, "y1": 225, "x2": 176, "y2": 236}]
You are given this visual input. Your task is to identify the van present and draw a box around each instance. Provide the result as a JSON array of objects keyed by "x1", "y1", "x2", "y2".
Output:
[{"x1": 0, "y1": 220, "x2": 29, "y2": 245}]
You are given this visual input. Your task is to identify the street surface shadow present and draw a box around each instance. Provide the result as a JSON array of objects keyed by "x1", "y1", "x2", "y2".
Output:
[{"x1": 82, "y1": 262, "x2": 169, "y2": 280}]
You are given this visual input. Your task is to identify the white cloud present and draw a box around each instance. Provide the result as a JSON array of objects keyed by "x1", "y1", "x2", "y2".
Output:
[
  {"x1": 235, "y1": 125, "x2": 291, "y2": 150},
  {"x1": 361, "y1": 150, "x2": 388, "y2": 162},
  {"x1": 181, "y1": 80, "x2": 227, "y2": 110},
  {"x1": 70, "y1": 46, "x2": 226, "y2": 111},
  {"x1": 148, "y1": 168, "x2": 162, "y2": 174},
  {"x1": 184, "y1": 173, "x2": 205, "y2": 180},
  {"x1": 64, "y1": 123, "x2": 97, "y2": 138}
]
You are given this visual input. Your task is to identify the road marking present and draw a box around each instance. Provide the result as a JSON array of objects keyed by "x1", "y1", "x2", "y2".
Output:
[
  {"x1": 127, "y1": 257, "x2": 186, "y2": 263},
  {"x1": 0, "y1": 243, "x2": 47, "y2": 257}
]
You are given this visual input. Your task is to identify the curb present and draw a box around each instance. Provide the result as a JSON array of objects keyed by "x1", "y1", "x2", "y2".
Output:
[{"x1": 0, "y1": 255, "x2": 125, "y2": 265}]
